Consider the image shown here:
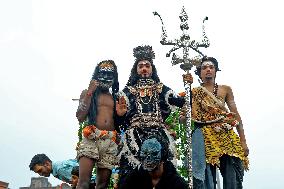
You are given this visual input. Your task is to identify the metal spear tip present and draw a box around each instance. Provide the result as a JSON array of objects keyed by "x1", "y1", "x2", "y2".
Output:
[
  {"x1": 153, "y1": 11, "x2": 158, "y2": 16},
  {"x1": 203, "y1": 16, "x2": 209, "y2": 22}
]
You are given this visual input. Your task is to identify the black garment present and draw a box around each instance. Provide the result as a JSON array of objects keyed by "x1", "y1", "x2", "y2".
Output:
[
  {"x1": 117, "y1": 83, "x2": 185, "y2": 169},
  {"x1": 193, "y1": 155, "x2": 244, "y2": 189},
  {"x1": 119, "y1": 83, "x2": 185, "y2": 129},
  {"x1": 117, "y1": 81, "x2": 185, "y2": 188},
  {"x1": 119, "y1": 161, "x2": 188, "y2": 189},
  {"x1": 219, "y1": 155, "x2": 244, "y2": 189}
]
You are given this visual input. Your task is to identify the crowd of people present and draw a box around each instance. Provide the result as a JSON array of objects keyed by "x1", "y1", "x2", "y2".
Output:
[{"x1": 29, "y1": 45, "x2": 249, "y2": 189}]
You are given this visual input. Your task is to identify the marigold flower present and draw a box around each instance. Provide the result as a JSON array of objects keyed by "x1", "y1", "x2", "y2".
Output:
[
  {"x1": 178, "y1": 91, "x2": 186, "y2": 97},
  {"x1": 83, "y1": 125, "x2": 94, "y2": 138}
]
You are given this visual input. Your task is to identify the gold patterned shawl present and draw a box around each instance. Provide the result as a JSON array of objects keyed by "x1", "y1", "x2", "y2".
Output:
[{"x1": 192, "y1": 86, "x2": 249, "y2": 170}]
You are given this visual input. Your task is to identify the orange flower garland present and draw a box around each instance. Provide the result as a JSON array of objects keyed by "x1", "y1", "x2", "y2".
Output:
[{"x1": 83, "y1": 125, "x2": 95, "y2": 138}]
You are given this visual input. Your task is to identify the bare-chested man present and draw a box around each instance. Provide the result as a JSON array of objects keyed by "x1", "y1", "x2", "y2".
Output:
[
  {"x1": 76, "y1": 60, "x2": 119, "y2": 189},
  {"x1": 189, "y1": 56, "x2": 249, "y2": 189}
]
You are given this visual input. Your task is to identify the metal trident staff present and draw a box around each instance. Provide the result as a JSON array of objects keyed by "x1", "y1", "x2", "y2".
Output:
[{"x1": 153, "y1": 6, "x2": 210, "y2": 188}]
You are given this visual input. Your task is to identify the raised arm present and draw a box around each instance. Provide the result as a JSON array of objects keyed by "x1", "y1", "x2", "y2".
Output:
[
  {"x1": 76, "y1": 80, "x2": 99, "y2": 123},
  {"x1": 225, "y1": 85, "x2": 249, "y2": 156},
  {"x1": 166, "y1": 73, "x2": 193, "y2": 108}
]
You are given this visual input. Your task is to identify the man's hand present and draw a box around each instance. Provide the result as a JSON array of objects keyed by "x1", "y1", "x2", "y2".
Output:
[
  {"x1": 183, "y1": 73, "x2": 193, "y2": 84},
  {"x1": 179, "y1": 105, "x2": 187, "y2": 124},
  {"x1": 241, "y1": 139, "x2": 249, "y2": 156},
  {"x1": 87, "y1": 79, "x2": 99, "y2": 94},
  {"x1": 116, "y1": 96, "x2": 127, "y2": 116},
  {"x1": 169, "y1": 130, "x2": 177, "y2": 140}
]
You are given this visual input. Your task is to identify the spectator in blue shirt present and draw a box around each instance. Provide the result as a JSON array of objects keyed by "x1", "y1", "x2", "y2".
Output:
[{"x1": 29, "y1": 153, "x2": 79, "y2": 184}]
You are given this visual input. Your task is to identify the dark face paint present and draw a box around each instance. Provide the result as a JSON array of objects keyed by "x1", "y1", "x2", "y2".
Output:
[{"x1": 97, "y1": 70, "x2": 114, "y2": 89}]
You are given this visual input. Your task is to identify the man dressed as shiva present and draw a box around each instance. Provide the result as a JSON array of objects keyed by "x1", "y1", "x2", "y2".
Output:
[{"x1": 115, "y1": 45, "x2": 192, "y2": 188}]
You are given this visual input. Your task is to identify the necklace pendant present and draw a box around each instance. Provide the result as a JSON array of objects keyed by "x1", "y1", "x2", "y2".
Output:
[{"x1": 140, "y1": 89, "x2": 146, "y2": 97}]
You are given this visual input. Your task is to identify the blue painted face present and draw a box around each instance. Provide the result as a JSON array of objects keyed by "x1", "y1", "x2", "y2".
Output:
[{"x1": 140, "y1": 138, "x2": 162, "y2": 171}]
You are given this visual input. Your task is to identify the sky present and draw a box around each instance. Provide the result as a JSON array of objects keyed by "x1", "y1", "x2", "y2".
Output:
[{"x1": 0, "y1": 0, "x2": 283, "y2": 188}]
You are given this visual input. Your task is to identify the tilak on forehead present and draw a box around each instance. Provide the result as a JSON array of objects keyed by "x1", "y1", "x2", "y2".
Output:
[
  {"x1": 99, "y1": 62, "x2": 115, "y2": 72},
  {"x1": 201, "y1": 60, "x2": 215, "y2": 67},
  {"x1": 138, "y1": 60, "x2": 151, "y2": 65}
]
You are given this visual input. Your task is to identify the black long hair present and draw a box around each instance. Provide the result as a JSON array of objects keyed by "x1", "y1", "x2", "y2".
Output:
[
  {"x1": 126, "y1": 45, "x2": 160, "y2": 86},
  {"x1": 87, "y1": 60, "x2": 119, "y2": 125}
]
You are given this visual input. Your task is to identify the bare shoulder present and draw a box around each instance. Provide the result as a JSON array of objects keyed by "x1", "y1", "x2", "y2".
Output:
[
  {"x1": 217, "y1": 85, "x2": 233, "y2": 101},
  {"x1": 218, "y1": 84, "x2": 233, "y2": 93}
]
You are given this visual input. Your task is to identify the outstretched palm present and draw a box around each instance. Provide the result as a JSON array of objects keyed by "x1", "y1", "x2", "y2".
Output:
[{"x1": 116, "y1": 96, "x2": 127, "y2": 116}]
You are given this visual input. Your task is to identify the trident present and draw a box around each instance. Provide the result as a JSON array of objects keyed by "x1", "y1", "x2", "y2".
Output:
[{"x1": 153, "y1": 6, "x2": 210, "y2": 188}]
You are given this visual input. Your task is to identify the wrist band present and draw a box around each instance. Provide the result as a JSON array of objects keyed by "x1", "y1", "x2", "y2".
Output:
[{"x1": 78, "y1": 101, "x2": 87, "y2": 111}]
